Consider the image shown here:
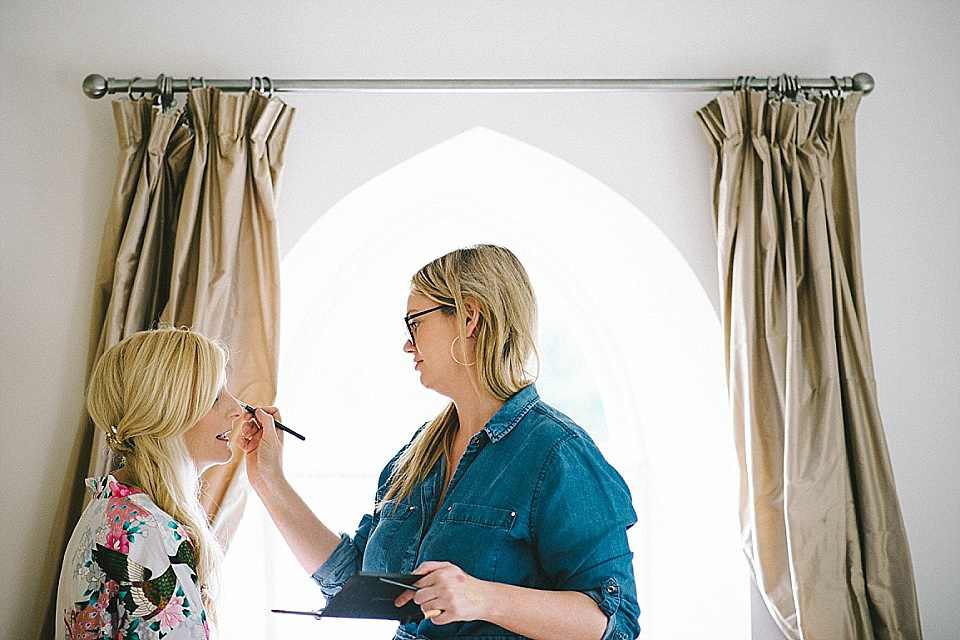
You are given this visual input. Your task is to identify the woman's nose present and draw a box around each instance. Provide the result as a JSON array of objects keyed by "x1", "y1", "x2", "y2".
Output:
[{"x1": 226, "y1": 392, "x2": 243, "y2": 416}]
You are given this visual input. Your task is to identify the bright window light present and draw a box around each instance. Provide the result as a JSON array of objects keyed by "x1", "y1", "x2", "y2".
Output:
[{"x1": 220, "y1": 127, "x2": 747, "y2": 639}]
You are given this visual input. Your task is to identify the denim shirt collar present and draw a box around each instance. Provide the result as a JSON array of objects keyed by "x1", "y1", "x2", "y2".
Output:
[{"x1": 482, "y1": 383, "x2": 540, "y2": 443}]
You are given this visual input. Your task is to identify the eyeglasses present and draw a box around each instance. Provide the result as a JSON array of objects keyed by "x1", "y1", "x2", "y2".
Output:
[{"x1": 404, "y1": 305, "x2": 447, "y2": 348}]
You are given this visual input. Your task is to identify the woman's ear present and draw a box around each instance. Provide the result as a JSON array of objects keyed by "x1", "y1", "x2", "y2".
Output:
[{"x1": 462, "y1": 298, "x2": 482, "y2": 338}]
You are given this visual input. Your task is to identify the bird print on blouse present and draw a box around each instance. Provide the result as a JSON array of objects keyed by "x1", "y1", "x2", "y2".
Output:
[
  {"x1": 57, "y1": 477, "x2": 210, "y2": 640},
  {"x1": 92, "y1": 539, "x2": 197, "y2": 620}
]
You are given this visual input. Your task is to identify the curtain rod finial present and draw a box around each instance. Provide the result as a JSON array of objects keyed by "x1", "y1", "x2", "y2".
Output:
[
  {"x1": 852, "y1": 72, "x2": 874, "y2": 95},
  {"x1": 83, "y1": 74, "x2": 108, "y2": 99}
]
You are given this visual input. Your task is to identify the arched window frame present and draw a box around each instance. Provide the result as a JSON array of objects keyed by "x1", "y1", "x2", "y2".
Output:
[{"x1": 220, "y1": 127, "x2": 747, "y2": 640}]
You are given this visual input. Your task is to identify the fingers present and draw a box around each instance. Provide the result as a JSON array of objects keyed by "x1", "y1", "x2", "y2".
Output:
[
  {"x1": 395, "y1": 563, "x2": 442, "y2": 608},
  {"x1": 394, "y1": 589, "x2": 415, "y2": 607},
  {"x1": 413, "y1": 561, "x2": 450, "y2": 576},
  {"x1": 393, "y1": 588, "x2": 441, "y2": 621},
  {"x1": 411, "y1": 587, "x2": 444, "y2": 623},
  {"x1": 255, "y1": 407, "x2": 285, "y2": 444},
  {"x1": 258, "y1": 405, "x2": 283, "y2": 422},
  {"x1": 238, "y1": 407, "x2": 288, "y2": 465},
  {"x1": 407, "y1": 562, "x2": 482, "y2": 625},
  {"x1": 238, "y1": 421, "x2": 262, "y2": 453},
  {"x1": 240, "y1": 408, "x2": 283, "y2": 442}
]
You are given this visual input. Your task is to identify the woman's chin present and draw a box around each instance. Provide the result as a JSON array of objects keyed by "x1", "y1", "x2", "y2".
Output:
[
  {"x1": 194, "y1": 449, "x2": 233, "y2": 474},
  {"x1": 216, "y1": 444, "x2": 234, "y2": 464}
]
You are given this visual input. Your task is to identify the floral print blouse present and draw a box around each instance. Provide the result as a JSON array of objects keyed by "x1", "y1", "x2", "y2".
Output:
[{"x1": 56, "y1": 476, "x2": 210, "y2": 640}]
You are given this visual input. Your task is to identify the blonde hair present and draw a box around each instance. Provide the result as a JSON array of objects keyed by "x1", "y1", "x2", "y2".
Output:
[
  {"x1": 382, "y1": 244, "x2": 539, "y2": 506},
  {"x1": 86, "y1": 327, "x2": 226, "y2": 623}
]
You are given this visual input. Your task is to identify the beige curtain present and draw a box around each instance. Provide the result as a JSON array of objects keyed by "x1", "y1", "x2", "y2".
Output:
[
  {"x1": 37, "y1": 88, "x2": 294, "y2": 639},
  {"x1": 697, "y1": 89, "x2": 922, "y2": 639}
]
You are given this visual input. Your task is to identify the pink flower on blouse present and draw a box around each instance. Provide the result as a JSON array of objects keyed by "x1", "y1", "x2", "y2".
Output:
[
  {"x1": 156, "y1": 593, "x2": 187, "y2": 632},
  {"x1": 103, "y1": 480, "x2": 149, "y2": 554},
  {"x1": 109, "y1": 480, "x2": 140, "y2": 497},
  {"x1": 105, "y1": 529, "x2": 129, "y2": 554}
]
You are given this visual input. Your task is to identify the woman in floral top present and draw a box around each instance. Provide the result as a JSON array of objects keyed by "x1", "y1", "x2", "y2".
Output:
[{"x1": 57, "y1": 328, "x2": 249, "y2": 639}]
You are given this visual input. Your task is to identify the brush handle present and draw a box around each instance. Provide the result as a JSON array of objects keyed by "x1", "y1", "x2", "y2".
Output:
[{"x1": 243, "y1": 404, "x2": 306, "y2": 441}]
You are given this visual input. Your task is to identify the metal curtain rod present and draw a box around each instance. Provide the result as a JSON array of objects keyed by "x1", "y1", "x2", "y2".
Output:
[{"x1": 82, "y1": 72, "x2": 875, "y2": 99}]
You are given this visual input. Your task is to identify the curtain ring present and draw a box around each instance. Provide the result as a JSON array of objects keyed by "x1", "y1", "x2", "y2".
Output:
[
  {"x1": 152, "y1": 74, "x2": 165, "y2": 108},
  {"x1": 127, "y1": 76, "x2": 142, "y2": 100},
  {"x1": 167, "y1": 75, "x2": 177, "y2": 110},
  {"x1": 156, "y1": 74, "x2": 176, "y2": 112},
  {"x1": 263, "y1": 76, "x2": 274, "y2": 98},
  {"x1": 734, "y1": 75, "x2": 753, "y2": 93},
  {"x1": 250, "y1": 76, "x2": 262, "y2": 93},
  {"x1": 830, "y1": 75, "x2": 842, "y2": 96},
  {"x1": 187, "y1": 76, "x2": 207, "y2": 91}
]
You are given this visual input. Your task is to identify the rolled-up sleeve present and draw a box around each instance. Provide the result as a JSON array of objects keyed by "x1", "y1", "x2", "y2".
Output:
[
  {"x1": 532, "y1": 434, "x2": 641, "y2": 639},
  {"x1": 310, "y1": 511, "x2": 377, "y2": 600}
]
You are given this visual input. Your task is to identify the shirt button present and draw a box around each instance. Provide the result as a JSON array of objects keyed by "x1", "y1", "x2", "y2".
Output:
[
  {"x1": 606, "y1": 585, "x2": 617, "y2": 594},
  {"x1": 447, "y1": 506, "x2": 452, "y2": 511},
  {"x1": 409, "y1": 506, "x2": 415, "y2": 511},
  {"x1": 510, "y1": 511, "x2": 516, "y2": 517}
]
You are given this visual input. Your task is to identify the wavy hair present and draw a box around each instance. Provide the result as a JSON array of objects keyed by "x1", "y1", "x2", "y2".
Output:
[
  {"x1": 86, "y1": 327, "x2": 226, "y2": 623},
  {"x1": 381, "y1": 244, "x2": 539, "y2": 506}
]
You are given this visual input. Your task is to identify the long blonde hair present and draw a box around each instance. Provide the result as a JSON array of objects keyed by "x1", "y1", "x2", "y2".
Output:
[
  {"x1": 86, "y1": 327, "x2": 226, "y2": 623},
  {"x1": 382, "y1": 244, "x2": 539, "y2": 506}
]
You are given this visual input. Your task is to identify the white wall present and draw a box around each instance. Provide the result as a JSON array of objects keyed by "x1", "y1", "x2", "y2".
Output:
[{"x1": 2, "y1": 1, "x2": 957, "y2": 638}]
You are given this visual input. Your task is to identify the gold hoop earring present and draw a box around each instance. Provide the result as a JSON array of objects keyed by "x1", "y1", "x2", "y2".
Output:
[{"x1": 450, "y1": 335, "x2": 476, "y2": 366}]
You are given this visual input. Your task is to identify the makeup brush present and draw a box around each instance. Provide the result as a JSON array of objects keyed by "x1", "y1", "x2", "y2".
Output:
[{"x1": 242, "y1": 404, "x2": 306, "y2": 441}]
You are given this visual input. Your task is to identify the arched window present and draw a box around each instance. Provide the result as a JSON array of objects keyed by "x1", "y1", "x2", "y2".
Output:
[{"x1": 220, "y1": 127, "x2": 747, "y2": 639}]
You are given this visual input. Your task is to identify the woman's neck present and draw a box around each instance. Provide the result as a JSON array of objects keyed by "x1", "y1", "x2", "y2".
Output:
[
  {"x1": 111, "y1": 464, "x2": 201, "y2": 493},
  {"x1": 110, "y1": 465, "x2": 137, "y2": 487},
  {"x1": 452, "y1": 390, "x2": 505, "y2": 440}
]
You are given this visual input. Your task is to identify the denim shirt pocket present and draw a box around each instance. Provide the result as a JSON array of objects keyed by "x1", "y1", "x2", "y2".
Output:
[
  {"x1": 364, "y1": 500, "x2": 418, "y2": 572},
  {"x1": 423, "y1": 503, "x2": 517, "y2": 581}
]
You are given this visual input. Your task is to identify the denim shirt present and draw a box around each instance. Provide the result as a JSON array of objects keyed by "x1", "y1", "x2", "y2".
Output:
[{"x1": 312, "y1": 385, "x2": 640, "y2": 639}]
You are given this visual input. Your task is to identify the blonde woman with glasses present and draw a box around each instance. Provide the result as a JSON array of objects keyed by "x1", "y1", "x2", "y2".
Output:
[
  {"x1": 242, "y1": 245, "x2": 640, "y2": 639},
  {"x1": 57, "y1": 327, "x2": 247, "y2": 639}
]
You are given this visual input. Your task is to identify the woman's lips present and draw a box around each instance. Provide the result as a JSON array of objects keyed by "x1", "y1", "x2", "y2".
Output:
[{"x1": 215, "y1": 430, "x2": 231, "y2": 442}]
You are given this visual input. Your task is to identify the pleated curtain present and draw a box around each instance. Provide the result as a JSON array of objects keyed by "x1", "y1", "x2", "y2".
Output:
[
  {"x1": 697, "y1": 89, "x2": 922, "y2": 639},
  {"x1": 37, "y1": 87, "x2": 294, "y2": 639}
]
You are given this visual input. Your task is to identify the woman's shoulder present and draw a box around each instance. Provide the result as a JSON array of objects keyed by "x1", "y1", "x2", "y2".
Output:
[
  {"x1": 518, "y1": 405, "x2": 636, "y2": 525},
  {"x1": 88, "y1": 476, "x2": 193, "y2": 558},
  {"x1": 521, "y1": 399, "x2": 599, "y2": 449},
  {"x1": 494, "y1": 385, "x2": 596, "y2": 446},
  {"x1": 519, "y1": 402, "x2": 629, "y2": 486}
]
